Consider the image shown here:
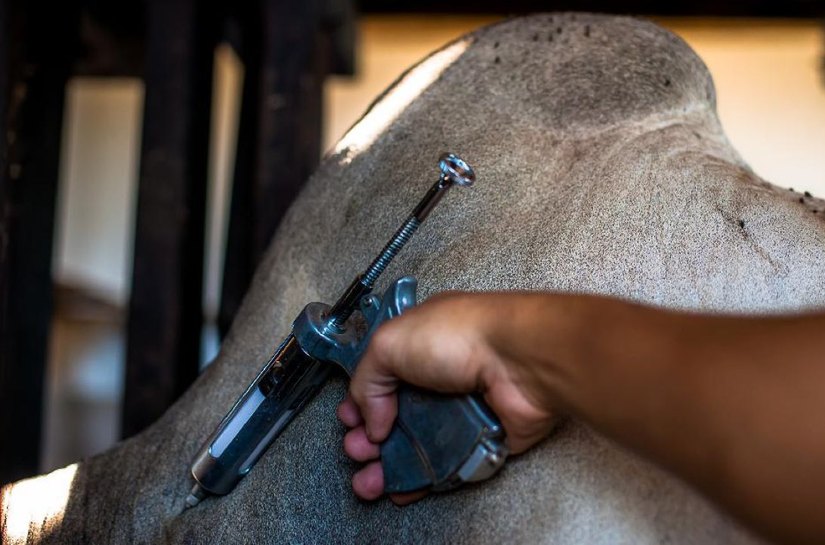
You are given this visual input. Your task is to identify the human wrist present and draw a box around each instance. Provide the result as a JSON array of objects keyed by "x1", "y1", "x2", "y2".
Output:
[{"x1": 480, "y1": 293, "x2": 591, "y2": 416}]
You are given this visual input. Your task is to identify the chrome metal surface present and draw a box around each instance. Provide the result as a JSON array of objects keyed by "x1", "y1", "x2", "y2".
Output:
[{"x1": 438, "y1": 152, "x2": 476, "y2": 187}]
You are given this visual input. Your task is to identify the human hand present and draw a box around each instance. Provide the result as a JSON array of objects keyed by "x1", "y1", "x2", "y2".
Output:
[{"x1": 337, "y1": 292, "x2": 558, "y2": 504}]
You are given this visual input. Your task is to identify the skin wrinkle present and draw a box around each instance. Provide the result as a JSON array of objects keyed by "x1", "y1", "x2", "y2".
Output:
[
  {"x1": 714, "y1": 204, "x2": 789, "y2": 276},
  {"x1": 2, "y1": 13, "x2": 821, "y2": 544}
]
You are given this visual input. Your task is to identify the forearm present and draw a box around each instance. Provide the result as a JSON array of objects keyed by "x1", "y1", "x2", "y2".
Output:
[{"x1": 489, "y1": 294, "x2": 825, "y2": 544}]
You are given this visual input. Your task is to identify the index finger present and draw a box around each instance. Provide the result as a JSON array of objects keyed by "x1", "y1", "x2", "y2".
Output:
[{"x1": 350, "y1": 328, "x2": 403, "y2": 443}]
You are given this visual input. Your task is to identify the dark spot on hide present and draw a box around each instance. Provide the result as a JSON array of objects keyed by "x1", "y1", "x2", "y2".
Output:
[
  {"x1": 789, "y1": 187, "x2": 794, "y2": 191},
  {"x1": 548, "y1": 34, "x2": 554, "y2": 42},
  {"x1": 532, "y1": 33, "x2": 539, "y2": 41},
  {"x1": 804, "y1": 191, "x2": 812, "y2": 197},
  {"x1": 584, "y1": 25, "x2": 590, "y2": 37},
  {"x1": 343, "y1": 199, "x2": 359, "y2": 224},
  {"x1": 664, "y1": 78, "x2": 671, "y2": 86},
  {"x1": 494, "y1": 56, "x2": 500, "y2": 64},
  {"x1": 493, "y1": 41, "x2": 499, "y2": 48},
  {"x1": 738, "y1": 219, "x2": 745, "y2": 229},
  {"x1": 181, "y1": 530, "x2": 199, "y2": 545},
  {"x1": 556, "y1": 27, "x2": 562, "y2": 34},
  {"x1": 799, "y1": 197, "x2": 805, "y2": 204}
]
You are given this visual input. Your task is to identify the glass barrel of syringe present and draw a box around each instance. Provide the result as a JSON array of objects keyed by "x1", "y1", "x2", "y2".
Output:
[{"x1": 189, "y1": 335, "x2": 329, "y2": 495}]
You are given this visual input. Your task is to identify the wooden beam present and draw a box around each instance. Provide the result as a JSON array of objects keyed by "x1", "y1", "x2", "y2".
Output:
[
  {"x1": 321, "y1": 0, "x2": 356, "y2": 77},
  {"x1": 218, "y1": 0, "x2": 333, "y2": 337},
  {"x1": 0, "y1": 0, "x2": 78, "y2": 483},
  {"x1": 122, "y1": 0, "x2": 217, "y2": 438},
  {"x1": 358, "y1": 0, "x2": 825, "y2": 17}
]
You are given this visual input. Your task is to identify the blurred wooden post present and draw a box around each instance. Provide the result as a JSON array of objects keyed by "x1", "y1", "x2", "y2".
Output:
[
  {"x1": 122, "y1": 0, "x2": 217, "y2": 438},
  {"x1": 0, "y1": 0, "x2": 78, "y2": 483},
  {"x1": 218, "y1": 0, "x2": 354, "y2": 338}
]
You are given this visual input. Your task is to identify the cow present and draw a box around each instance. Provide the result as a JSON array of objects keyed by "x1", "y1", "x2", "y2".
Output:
[{"x1": 3, "y1": 13, "x2": 822, "y2": 544}]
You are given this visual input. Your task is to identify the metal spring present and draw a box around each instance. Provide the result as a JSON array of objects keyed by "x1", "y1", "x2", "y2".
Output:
[{"x1": 363, "y1": 217, "x2": 421, "y2": 287}]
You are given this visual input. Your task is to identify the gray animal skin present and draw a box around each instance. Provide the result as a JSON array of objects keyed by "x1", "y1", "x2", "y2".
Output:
[{"x1": 2, "y1": 13, "x2": 823, "y2": 544}]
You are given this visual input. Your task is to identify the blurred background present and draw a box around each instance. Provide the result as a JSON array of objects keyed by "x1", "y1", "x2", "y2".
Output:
[{"x1": 0, "y1": 1, "x2": 822, "y2": 485}]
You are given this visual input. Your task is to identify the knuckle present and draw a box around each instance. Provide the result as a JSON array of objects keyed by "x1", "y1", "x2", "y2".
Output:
[{"x1": 368, "y1": 322, "x2": 399, "y2": 360}]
